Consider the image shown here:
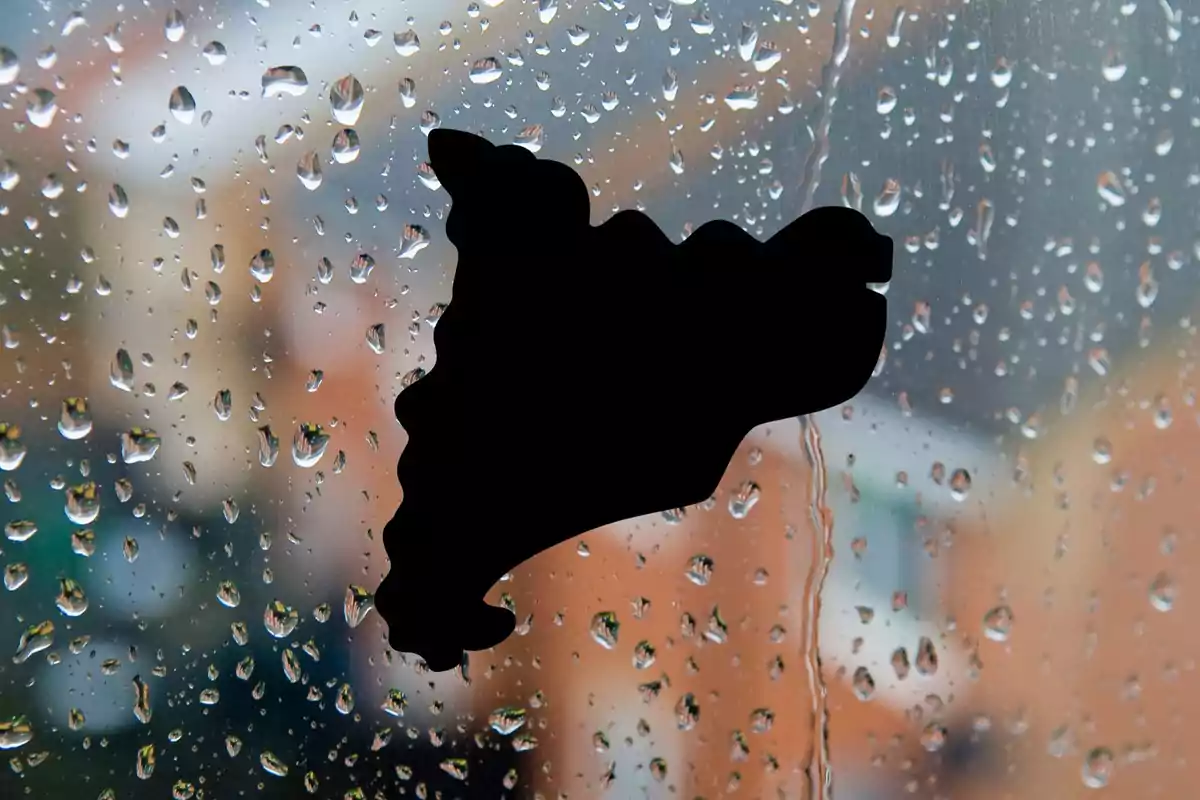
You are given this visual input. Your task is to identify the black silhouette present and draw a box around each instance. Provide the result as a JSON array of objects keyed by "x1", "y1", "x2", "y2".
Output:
[{"x1": 375, "y1": 129, "x2": 893, "y2": 672}]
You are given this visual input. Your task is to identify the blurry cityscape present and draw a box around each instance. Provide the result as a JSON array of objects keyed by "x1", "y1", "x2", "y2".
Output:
[{"x1": 0, "y1": 0, "x2": 1198, "y2": 797}]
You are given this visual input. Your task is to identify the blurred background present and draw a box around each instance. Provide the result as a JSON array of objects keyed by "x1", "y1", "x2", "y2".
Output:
[{"x1": 0, "y1": 0, "x2": 1196, "y2": 797}]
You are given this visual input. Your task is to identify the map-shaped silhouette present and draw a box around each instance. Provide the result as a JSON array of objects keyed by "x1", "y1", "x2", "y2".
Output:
[{"x1": 375, "y1": 129, "x2": 893, "y2": 672}]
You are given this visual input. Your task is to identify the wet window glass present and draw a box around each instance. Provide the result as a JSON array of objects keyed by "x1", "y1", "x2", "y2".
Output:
[{"x1": 0, "y1": 0, "x2": 1196, "y2": 797}]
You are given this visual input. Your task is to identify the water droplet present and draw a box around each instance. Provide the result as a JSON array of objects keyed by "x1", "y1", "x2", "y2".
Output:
[
  {"x1": 330, "y1": 74, "x2": 364, "y2": 125},
  {"x1": 674, "y1": 693, "x2": 700, "y2": 730},
  {"x1": 292, "y1": 423, "x2": 329, "y2": 468},
  {"x1": 590, "y1": 611, "x2": 620, "y2": 648},
  {"x1": 349, "y1": 252, "x2": 375, "y2": 283},
  {"x1": 685, "y1": 554, "x2": 714, "y2": 585},
  {"x1": 852, "y1": 666, "x2": 876, "y2": 699},
  {"x1": 1096, "y1": 171, "x2": 1126, "y2": 207},
  {"x1": 249, "y1": 248, "x2": 276, "y2": 282},
  {"x1": 108, "y1": 184, "x2": 129, "y2": 218},
  {"x1": 257, "y1": 426, "x2": 280, "y2": 467},
  {"x1": 120, "y1": 428, "x2": 161, "y2": 465},
  {"x1": 4, "y1": 563, "x2": 28, "y2": 591},
  {"x1": 489, "y1": 707, "x2": 526, "y2": 735},
  {"x1": 132, "y1": 675, "x2": 152, "y2": 723},
  {"x1": 261, "y1": 66, "x2": 308, "y2": 98},
  {"x1": 164, "y1": 9, "x2": 186, "y2": 42},
  {"x1": 0, "y1": 715, "x2": 33, "y2": 749},
  {"x1": 217, "y1": 580, "x2": 241, "y2": 608},
  {"x1": 513, "y1": 124, "x2": 544, "y2": 152},
  {"x1": 366, "y1": 323, "x2": 386, "y2": 354},
  {"x1": 873, "y1": 178, "x2": 901, "y2": 217},
  {"x1": 398, "y1": 224, "x2": 430, "y2": 259},
  {"x1": 633, "y1": 640, "x2": 656, "y2": 669},
  {"x1": 344, "y1": 585, "x2": 375, "y2": 627},
  {"x1": 297, "y1": 150, "x2": 323, "y2": 191},
  {"x1": 728, "y1": 481, "x2": 760, "y2": 518},
  {"x1": 55, "y1": 577, "x2": 88, "y2": 616},
  {"x1": 394, "y1": 29, "x2": 420, "y2": 56},
  {"x1": 0, "y1": 424, "x2": 26, "y2": 471},
  {"x1": 168, "y1": 86, "x2": 196, "y2": 124},
  {"x1": 64, "y1": 482, "x2": 100, "y2": 525},
  {"x1": 263, "y1": 600, "x2": 299, "y2": 638},
  {"x1": 468, "y1": 57, "x2": 504, "y2": 84},
  {"x1": 26, "y1": 88, "x2": 58, "y2": 128},
  {"x1": 12, "y1": 621, "x2": 54, "y2": 664},
  {"x1": 201, "y1": 41, "x2": 226, "y2": 65},
  {"x1": 5, "y1": 520, "x2": 36, "y2": 542},
  {"x1": 723, "y1": 85, "x2": 759, "y2": 110},
  {"x1": 58, "y1": 397, "x2": 92, "y2": 440},
  {"x1": 1081, "y1": 747, "x2": 1115, "y2": 788},
  {"x1": 949, "y1": 468, "x2": 971, "y2": 501},
  {"x1": 983, "y1": 605, "x2": 1014, "y2": 641},
  {"x1": 1148, "y1": 572, "x2": 1176, "y2": 612},
  {"x1": 0, "y1": 47, "x2": 20, "y2": 85},
  {"x1": 1100, "y1": 49, "x2": 1127, "y2": 82},
  {"x1": 332, "y1": 128, "x2": 360, "y2": 163}
]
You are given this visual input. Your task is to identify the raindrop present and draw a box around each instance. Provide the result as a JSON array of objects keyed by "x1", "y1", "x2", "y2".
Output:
[
  {"x1": 344, "y1": 585, "x2": 375, "y2": 627},
  {"x1": 394, "y1": 30, "x2": 420, "y2": 56},
  {"x1": 263, "y1": 600, "x2": 299, "y2": 638},
  {"x1": 58, "y1": 397, "x2": 92, "y2": 440},
  {"x1": 332, "y1": 128, "x2": 360, "y2": 163},
  {"x1": 1081, "y1": 747, "x2": 1115, "y2": 789},
  {"x1": 292, "y1": 423, "x2": 330, "y2": 468},
  {"x1": 201, "y1": 41, "x2": 227, "y2": 65},
  {"x1": 468, "y1": 57, "x2": 504, "y2": 84},
  {"x1": 0, "y1": 47, "x2": 20, "y2": 85},
  {"x1": 983, "y1": 605, "x2": 1014, "y2": 641},
  {"x1": 26, "y1": 88, "x2": 58, "y2": 128},
  {"x1": 330, "y1": 75, "x2": 365, "y2": 126},
  {"x1": 168, "y1": 86, "x2": 196, "y2": 124},
  {"x1": 164, "y1": 9, "x2": 186, "y2": 43},
  {"x1": 590, "y1": 611, "x2": 620, "y2": 648},
  {"x1": 261, "y1": 66, "x2": 308, "y2": 98},
  {"x1": 249, "y1": 249, "x2": 276, "y2": 282},
  {"x1": 297, "y1": 150, "x2": 323, "y2": 190}
]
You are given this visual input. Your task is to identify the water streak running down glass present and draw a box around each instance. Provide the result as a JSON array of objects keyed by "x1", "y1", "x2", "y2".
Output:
[{"x1": 0, "y1": 0, "x2": 1198, "y2": 798}]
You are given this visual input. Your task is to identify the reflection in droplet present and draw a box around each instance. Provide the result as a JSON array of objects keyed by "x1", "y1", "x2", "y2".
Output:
[
  {"x1": 1096, "y1": 171, "x2": 1126, "y2": 207},
  {"x1": 201, "y1": 41, "x2": 227, "y2": 65},
  {"x1": 249, "y1": 248, "x2": 276, "y2": 282},
  {"x1": 120, "y1": 428, "x2": 161, "y2": 465},
  {"x1": 0, "y1": 424, "x2": 27, "y2": 472},
  {"x1": 344, "y1": 585, "x2": 375, "y2": 627},
  {"x1": 292, "y1": 423, "x2": 330, "y2": 468},
  {"x1": 58, "y1": 397, "x2": 92, "y2": 440},
  {"x1": 297, "y1": 150, "x2": 323, "y2": 191},
  {"x1": 1081, "y1": 746, "x2": 1115, "y2": 789},
  {"x1": 468, "y1": 57, "x2": 504, "y2": 84},
  {"x1": 366, "y1": 323, "x2": 386, "y2": 354},
  {"x1": 108, "y1": 184, "x2": 129, "y2": 218},
  {"x1": 168, "y1": 86, "x2": 196, "y2": 124},
  {"x1": 26, "y1": 88, "x2": 58, "y2": 128},
  {"x1": 330, "y1": 74, "x2": 365, "y2": 125},
  {"x1": 55, "y1": 578, "x2": 89, "y2": 617},
  {"x1": 590, "y1": 611, "x2": 620, "y2": 648},
  {"x1": 164, "y1": 9, "x2": 186, "y2": 42},
  {"x1": 64, "y1": 483, "x2": 100, "y2": 526},
  {"x1": 261, "y1": 66, "x2": 308, "y2": 98},
  {"x1": 263, "y1": 600, "x2": 299, "y2": 639},
  {"x1": 0, "y1": 715, "x2": 33, "y2": 749},
  {"x1": 332, "y1": 128, "x2": 360, "y2": 163},
  {"x1": 0, "y1": 47, "x2": 20, "y2": 85},
  {"x1": 394, "y1": 29, "x2": 421, "y2": 56},
  {"x1": 12, "y1": 621, "x2": 54, "y2": 664}
]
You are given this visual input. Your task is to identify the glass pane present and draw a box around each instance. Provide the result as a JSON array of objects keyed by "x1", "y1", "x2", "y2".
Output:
[{"x1": 0, "y1": 0, "x2": 1195, "y2": 798}]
